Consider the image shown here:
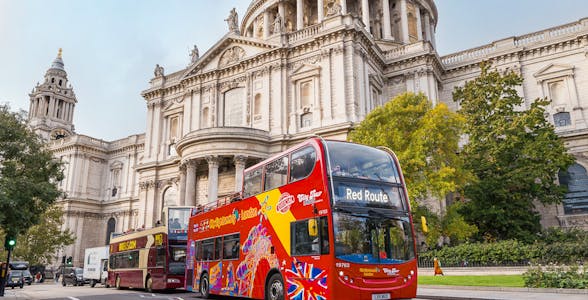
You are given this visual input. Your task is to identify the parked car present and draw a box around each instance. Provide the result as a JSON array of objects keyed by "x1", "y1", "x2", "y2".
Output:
[
  {"x1": 22, "y1": 269, "x2": 33, "y2": 285},
  {"x1": 61, "y1": 267, "x2": 85, "y2": 286},
  {"x1": 5, "y1": 271, "x2": 24, "y2": 289}
]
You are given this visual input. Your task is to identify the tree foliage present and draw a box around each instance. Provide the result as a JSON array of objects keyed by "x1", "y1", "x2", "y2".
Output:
[
  {"x1": 349, "y1": 92, "x2": 470, "y2": 202},
  {"x1": 349, "y1": 92, "x2": 476, "y2": 246},
  {"x1": 453, "y1": 63, "x2": 574, "y2": 242},
  {"x1": 0, "y1": 104, "x2": 64, "y2": 237},
  {"x1": 1, "y1": 206, "x2": 74, "y2": 265}
]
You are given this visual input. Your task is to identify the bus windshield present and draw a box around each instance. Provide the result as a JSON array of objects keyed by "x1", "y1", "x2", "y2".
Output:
[
  {"x1": 333, "y1": 211, "x2": 415, "y2": 264},
  {"x1": 326, "y1": 141, "x2": 400, "y2": 183}
]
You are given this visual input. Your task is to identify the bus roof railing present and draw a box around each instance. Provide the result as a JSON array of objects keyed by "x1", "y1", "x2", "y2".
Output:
[{"x1": 193, "y1": 192, "x2": 241, "y2": 216}]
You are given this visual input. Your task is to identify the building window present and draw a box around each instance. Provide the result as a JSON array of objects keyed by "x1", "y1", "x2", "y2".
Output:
[
  {"x1": 559, "y1": 163, "x2": 588, "y2": 215},
  {"x1": 163, "y1": 186, "x2": 178, "y2": 207},
  {"x1": 301, "y1": 112, "x2": 313, "y2": 128},
  {"x1": 300, "y1": 81, "x2": 313, "y2": 108},
  {"x1": 548, "y1": 80, "x2": 569, "y2": 107},
  {"x1": 202, "y1": 107, "x2": 209, "y2": 128},
  {"x1": 553, "y1": 112, "x2": 571, "y2": 127},
  {"x1": 223, "y1": 88, "x2": 244, "y2": 126},
  {"x1": 110, "y1": 162, "x2": 123, "y2": 198},
  {"x1": 169, "y1": 116, "x2": 179, "y2": 140},
  {"x1": 254, "y1": 94, "x2": 262, "y2": 121}
]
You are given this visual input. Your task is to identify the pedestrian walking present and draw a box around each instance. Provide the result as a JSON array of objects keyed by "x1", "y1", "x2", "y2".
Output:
[{"x1": 434, "y1": 257, "x2": 444, "y2": 276}]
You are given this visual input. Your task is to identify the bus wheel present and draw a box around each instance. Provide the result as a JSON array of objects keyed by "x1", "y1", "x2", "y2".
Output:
[
  {"x1": 199, "y1": 274, "x2": 210, "y2": 299},
  {"x1": 266, "y1": 273, "x2": 284, "y2": 300},
  {"x1": 115, "y1": 276, "x2": 122, "y2": 290},
  {"x1": 145, "y1": 276, "x2": 153, "y2": 293}
]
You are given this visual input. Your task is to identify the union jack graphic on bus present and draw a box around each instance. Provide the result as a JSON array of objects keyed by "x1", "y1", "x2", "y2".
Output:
[{"x1": 286, "y1": 259, "x2": 328, "y2": 300}]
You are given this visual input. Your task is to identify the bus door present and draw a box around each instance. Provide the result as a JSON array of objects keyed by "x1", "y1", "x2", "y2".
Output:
[
  {"x1": 219, "y1": 233, "x2": 240, "y2": 295},
  {"x1": 290, "y1": 217, "x2": 329, "y2": 294}
]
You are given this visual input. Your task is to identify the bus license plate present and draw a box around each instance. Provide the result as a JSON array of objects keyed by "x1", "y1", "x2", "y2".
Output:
[{"x1": 372, "y1": 293, "x2": 391, "y2": 300}]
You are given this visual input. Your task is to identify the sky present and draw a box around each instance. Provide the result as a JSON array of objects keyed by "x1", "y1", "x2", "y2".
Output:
[{"x1": 1, "y1": 0, "x2": 588, "y2": 141}]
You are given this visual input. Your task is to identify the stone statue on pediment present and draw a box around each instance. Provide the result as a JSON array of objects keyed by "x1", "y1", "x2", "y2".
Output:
[
  {"x1": 154, "y1": 64, "x2": 164, "y2": 77},
  {"x1": 273, "y1": 15, "x2": 283, "y2": 34},
  {"x1": 190, "y1": 45, "x2": 199, "y2": 63},
  {"x1": 225, "y1": 8, "x2": 239, "y2": 33}
]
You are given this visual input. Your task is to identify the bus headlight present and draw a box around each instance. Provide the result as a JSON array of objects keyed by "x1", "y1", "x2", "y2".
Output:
[{"x1": 167, "y1": 278, "x2": 180, "y2": 283}]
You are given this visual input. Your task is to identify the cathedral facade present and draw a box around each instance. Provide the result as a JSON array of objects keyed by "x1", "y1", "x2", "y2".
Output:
[{"x1": 27, "y1": 0, "x2": 588, "y2": 267}]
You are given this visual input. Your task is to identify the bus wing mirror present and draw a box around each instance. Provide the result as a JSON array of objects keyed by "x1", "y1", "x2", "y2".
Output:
[
  {"x1": 421, "y1": 216, "x2": 429, "y2": 233},
  {"x1": 308, "y1": 219, "x2": 318, "y2": 237}
]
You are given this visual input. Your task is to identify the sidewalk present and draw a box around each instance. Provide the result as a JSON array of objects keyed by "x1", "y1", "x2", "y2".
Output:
[{"x1": 418, "y1": 285, "x2": 588, "y2": 300}]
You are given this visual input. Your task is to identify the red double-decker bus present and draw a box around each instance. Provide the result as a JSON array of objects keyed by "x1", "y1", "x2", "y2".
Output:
[
  {"x1": 186, "y1": 138, "x2": 417, "y2": 300},
  {"x1": 107, "y1": 206, "x2": 192, "y2": 291}
]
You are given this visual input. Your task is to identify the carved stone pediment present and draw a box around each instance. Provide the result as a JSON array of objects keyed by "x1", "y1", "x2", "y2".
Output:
[
  {"x1": 534, "y1": 63, "x2": 575, "y2": 82},
  {"x1": 219, "y1": 46, "x2": 246, "y2": 68},
  {"x1": 181, "y1": 35, "x2": 279, "y2": 80}
]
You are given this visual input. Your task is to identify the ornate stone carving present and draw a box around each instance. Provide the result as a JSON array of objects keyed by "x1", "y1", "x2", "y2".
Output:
[{"x1": 219, "y1": 46, "x2": 246, "y2": 68}]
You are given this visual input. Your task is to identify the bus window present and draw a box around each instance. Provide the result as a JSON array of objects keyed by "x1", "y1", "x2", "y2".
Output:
[
  {"x1": 156, "y1": 247, "x2": 166, "y2": 267},
  {"x1": 222, "y1": 234, "x2": 240, "y2": 260},
  {"x1": 289, "y1": 146, "x2": 316, "y2": 183},
  {"x1": 202, "y1": 239, "x2": 214, "y2": 261},
  {"x1": 243, "y1": 168, "x2": 262, "y2": 198},
  {"x1": 264, "y1": 156, "x2": 288, "y2": 191},
  {"x1": 292, "y1": 217, "x2": 328, "y2": 256},
  {"x1": 214, "y1": 237, "x2": 223, "y2": 260},
  {"x1": 195, "y1": 241, "x2": 203, "y2": 260}
]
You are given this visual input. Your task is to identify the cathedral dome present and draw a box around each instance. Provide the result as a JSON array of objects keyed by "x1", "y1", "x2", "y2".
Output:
[{"x1": 241, "y1": 0, "x2": 437, "y2": 44}]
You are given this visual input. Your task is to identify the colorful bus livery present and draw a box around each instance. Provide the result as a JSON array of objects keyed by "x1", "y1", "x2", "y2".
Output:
[{"x1": 186, "y1": 138, "x2": 417, "y2": 300}]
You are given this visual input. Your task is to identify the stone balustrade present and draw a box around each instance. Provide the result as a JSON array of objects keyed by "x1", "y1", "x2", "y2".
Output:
[
  {"x1": 287, "y1": 23, "x2": 323, "y2": 44},
  {"x1": 441, "y1": 18, "x2": 588, "y2": 67}
]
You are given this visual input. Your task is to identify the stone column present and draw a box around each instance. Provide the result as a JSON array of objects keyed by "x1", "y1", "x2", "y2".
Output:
[
  {"x1": 423, "y1": 12, "x2": 431, "y2": 43},
  {"x1": 297, "y1": 0, "x2": 304, "y2": 30},
  {"x1": 278, "y1": 1, "x2": 285, "y2": 18},
  {"x1": 415, "y1": 5, "x2": 422, "y2": 40},
  {"x1": 179, "y1": 164, "x2": 186, "y2": 206},
  {"x1": 341, "y1": 0, "x2": 347, "y2": 14},
  {"x1": 263, "y1": 9, "x2": 270, "y2": 39},
  {"x1": 206, "y1": 156, "x2": 220, "y2": 203},
  {"x1": 400, "y1": 0, "x2": 409, "y2": 43},
  {"x1": 48, "y1": 97, "x2": 55, "y2": 117},
  {"x1": 361, "y1": 0, "x2": 370, "y2": 33},
  {"x1": 185, "y1": 160, "x2": 197, "y2": 206},
  {"x1": 318, "y1": 0, "x2": 324, "y2": 22},
  {"x1": 234, "y1": 155, "x2": 247, "y2": 193},
  {"x1": 382, "y1": 0, "x2": 392, "y2": 39},
  {"x1": 429, "y1": 21, "x2": 436, "y2": 48}
]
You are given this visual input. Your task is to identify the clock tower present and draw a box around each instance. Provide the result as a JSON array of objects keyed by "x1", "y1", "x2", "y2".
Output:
[{"x1": 28, "y1": 48, "x2": 77, "y2": 140}]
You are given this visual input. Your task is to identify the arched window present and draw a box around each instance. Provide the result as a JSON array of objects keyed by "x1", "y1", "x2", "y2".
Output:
[
  {"x1": 553, "y1": 112, "x2": 571, "y2": 127},
  {"x1": 163, "y1": 186, "x2": 178, "y2": 207},
  {"x1": 105, "y1": 217, "x2": 116, "y2": 244},
  {"x1": 202, "y1": 107, "x2": 209, "y2": 128},
  {"x1": 559, "y1": 163, "x2": 588, "y2": 215},
  {"x1": 300, "y1": 81, "x2": 312, "y2": 108},
  {"x1": 223, "y1": 88, "x2": 244, "y2": 126},
  {"x1": 254, "y1": 94, "x2": 262, "y2": 120}
]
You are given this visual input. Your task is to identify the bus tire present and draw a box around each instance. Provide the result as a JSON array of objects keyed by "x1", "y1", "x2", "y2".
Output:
[
  {"x1": 145, "y1": 276, "x2": 153, "y2": 293},
  {"x1": 199, "y1": 273, "x2": 210, "y2": 299},
  {"x1": 265, "y1": 273, "x2": 285, "y2": 300},
  {"x1": 90, "y1": 279, "x2": 96, "y2": 287},
  {"x1": 115, "y1": 276, "x2": 122, "y2": 290}
]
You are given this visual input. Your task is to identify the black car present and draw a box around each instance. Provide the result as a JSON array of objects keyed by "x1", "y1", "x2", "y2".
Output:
[
  {"x1": 22, "y1": 270, "x2": 33, "y2": 285},
  {"x1": 5, "y1": 271, "x2": 24, "y2": 289},
  {"x1": 62, "y1": 267, "x2": 85, "y2": 286}
]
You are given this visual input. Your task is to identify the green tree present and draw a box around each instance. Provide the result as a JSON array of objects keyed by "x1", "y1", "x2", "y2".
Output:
[
  {"x1": 453, "y1": 63, "x2": 574, "y2": 242},
  {"x1": 2, "y1": 206, "x2": 75, "y2": 265},
  {"x1": 349, "y1": 92, "x2": 475, "y2": 245},
  {"x1": 0, "y1": 105, "x2": 64, "y2": 238}
]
